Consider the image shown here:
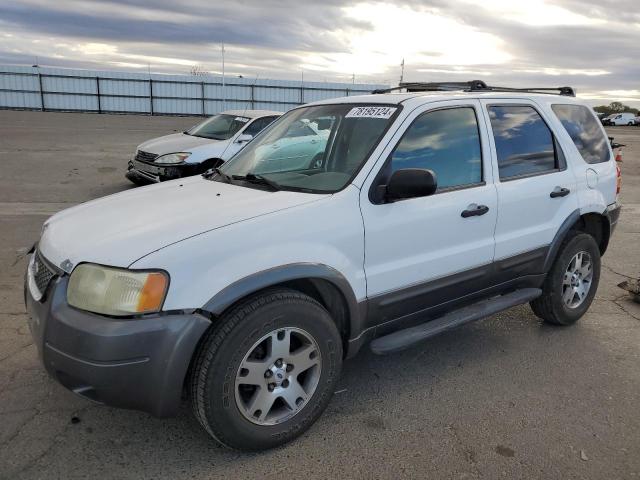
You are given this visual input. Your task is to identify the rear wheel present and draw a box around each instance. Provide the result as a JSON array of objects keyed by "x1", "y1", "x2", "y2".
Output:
[
  {"x1": 190, "y1": 288, "x2": 342, "y2": 450},
  {"x1": 530, "y1": 233, "x2": 601, "y2": 325}
]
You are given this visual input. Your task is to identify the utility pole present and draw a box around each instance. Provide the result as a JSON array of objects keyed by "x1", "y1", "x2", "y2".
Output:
[
  {"x1": 399, "y1": 58, "x2": 405, "y2": 85},
  {"x1": 352, "y1": 73, "x2": 355, "y2": 84},
  {"x1": 221, "y1": 42, "x2": 226, "y2": 112}
]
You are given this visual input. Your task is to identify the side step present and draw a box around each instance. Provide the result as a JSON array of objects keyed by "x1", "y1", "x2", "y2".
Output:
[{"x1": 370, "y1": 288, "x2": 542, "y2": 355}]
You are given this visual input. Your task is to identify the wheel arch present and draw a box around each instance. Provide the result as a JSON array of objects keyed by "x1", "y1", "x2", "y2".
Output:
[
  {"x1": 201, "y1": 263, "x2": 362, "y2": 356},
  {"x1": 574, "y1": 212, "x2": 611, "y2": 255},
  {"x1": 543, "y1": 208, "x2": 612, "y2": 273}
]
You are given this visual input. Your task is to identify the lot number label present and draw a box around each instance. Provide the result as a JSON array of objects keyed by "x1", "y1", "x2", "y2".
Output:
[{"x1": 346, "y1": 106, "x2": 397, "y2": 119}]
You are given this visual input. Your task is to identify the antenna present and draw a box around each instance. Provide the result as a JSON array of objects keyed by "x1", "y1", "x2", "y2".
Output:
[
  {"x1": 399, "y1": 58, "x2": 405, "y2": 84},
  {"x1": 221, "y1": 42, "x2": 226, "y2": 112}
]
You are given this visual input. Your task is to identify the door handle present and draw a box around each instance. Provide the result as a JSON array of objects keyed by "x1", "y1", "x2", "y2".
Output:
[
  {"x1": 461, "y1": 204, "x2": 489, "y2": 218},
  {"x1": 550, "y1": 187, "x2": 570, "y2": 198}
]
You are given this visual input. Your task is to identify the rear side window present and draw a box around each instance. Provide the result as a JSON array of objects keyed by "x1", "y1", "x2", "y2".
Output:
[
  {"x1": 390, "y1": 107, "x2": 482, "y2": 190},
  {"x1": 488, "y1": 105, "x2": 557, "y2": 179},
  {"x1": 551, "y1": 104, "x2": 609, "y2": 164}
]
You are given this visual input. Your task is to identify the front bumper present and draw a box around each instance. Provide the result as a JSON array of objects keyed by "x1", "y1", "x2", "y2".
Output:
[
  {"x1": 25, "y1": 268, "x2": 211, "y2": 417},
  {"x1": 126, "y1": 159, "x2": 200, "y2": 184}
]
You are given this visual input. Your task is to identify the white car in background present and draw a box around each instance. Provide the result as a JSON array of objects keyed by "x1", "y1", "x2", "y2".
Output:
[
  {"x1": 602, "y1": 112, "x2": 636, "y2": 126},
  {"x1": 126, "y1": 110, "x2": 282, "y2": 184}
]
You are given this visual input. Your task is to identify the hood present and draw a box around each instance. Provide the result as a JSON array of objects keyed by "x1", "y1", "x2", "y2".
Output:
[
  {"x1": 137, "y1": 133, "x2": 221, "y2": 155},
  {"x1": 39, "y1": 177, "x2": 326, "y2": 270}
]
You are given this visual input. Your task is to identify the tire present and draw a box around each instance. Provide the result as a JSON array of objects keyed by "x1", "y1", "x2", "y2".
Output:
[
  {"x1": 530, "y1": 233, "x2": 601, "y2": 325},
  {"x1": 190, "y1": 288, "x2": 343, "y2": 451}
]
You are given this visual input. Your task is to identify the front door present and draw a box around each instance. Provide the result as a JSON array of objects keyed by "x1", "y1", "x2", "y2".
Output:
[{"x1": 360, "y1": 100, "x2": 498, "y2": 329}]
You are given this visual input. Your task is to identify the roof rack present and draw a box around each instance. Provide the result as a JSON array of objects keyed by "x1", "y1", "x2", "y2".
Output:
[{"x1": 371, "y1": 80, "x2": 575, "y2": 97}]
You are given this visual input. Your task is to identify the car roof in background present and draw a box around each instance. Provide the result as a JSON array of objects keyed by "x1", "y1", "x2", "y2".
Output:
[{"x1": 220, "y1": 109, "x2": 283, "y2": 118}]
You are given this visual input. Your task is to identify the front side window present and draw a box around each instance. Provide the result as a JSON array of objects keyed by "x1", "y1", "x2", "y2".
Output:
[
  {"x1": 243, "y1": 116, "x2": 278, "y2": 137},
  {"x1": 219, "y1": 104, "x2": 399, "y2": 193},
  {"x1": 488, "y1": 105, "x2": 557, "y2": 179},
  {"x1": 551, "y1": 104, "x2": 609, "y2": 164},
  {"x1": 389, "y1": 107, "x2": 482, "y2": 190},
  {"x1": 188, "y1": 114, "x2": 250, "y2": 140}
]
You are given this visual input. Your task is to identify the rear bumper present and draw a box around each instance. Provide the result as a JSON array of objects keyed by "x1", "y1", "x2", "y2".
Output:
[
  {"x1": 606, "y1": 202, "x2": 622, "y2": 235},
  {"x1": 25, "y1": 273, "x2": 211, "y2": 417}
]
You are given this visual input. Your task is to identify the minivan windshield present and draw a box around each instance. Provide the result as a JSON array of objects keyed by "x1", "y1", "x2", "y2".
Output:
[
  {"x1": 217, "y1": 104, "x2": 399, "y2": 193},
  {"x1": 187, "y1": 114, "x2": 250, "y2": 140}
]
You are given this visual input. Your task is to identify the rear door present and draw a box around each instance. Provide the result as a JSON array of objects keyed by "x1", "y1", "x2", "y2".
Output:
[
  {"x1": 360, "y1": 100, "x2": 498, "y2": 328},
  {"x1": 481, "y1": 100, "x2": 579, "y2": 264}
]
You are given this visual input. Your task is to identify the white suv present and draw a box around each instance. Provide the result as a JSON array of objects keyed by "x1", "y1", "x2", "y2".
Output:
[{"x1": 25, "y1": 81, "x2": 621, "y2": 451}]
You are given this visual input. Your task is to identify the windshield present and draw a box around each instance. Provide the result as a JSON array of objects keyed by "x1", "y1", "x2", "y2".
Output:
[
  {"x1": 188, "y1": 114, "x2": 250, "y2": 140},
  {"x1": 218, "y1": 104, "x2": 399, "y2": 193}
]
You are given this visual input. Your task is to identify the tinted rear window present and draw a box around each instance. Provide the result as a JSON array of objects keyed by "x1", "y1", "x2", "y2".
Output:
[
  {"x1": 551, "y1": 104, "x2": 610, "y2": 164},
  {"x1": 488, "y1": 105, "x2": 557, "y2": 179}
]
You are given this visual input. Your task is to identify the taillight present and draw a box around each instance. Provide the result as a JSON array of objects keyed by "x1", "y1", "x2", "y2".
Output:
[{"x1": 616, "y1": 162, "x2": 622, "y2": 195}]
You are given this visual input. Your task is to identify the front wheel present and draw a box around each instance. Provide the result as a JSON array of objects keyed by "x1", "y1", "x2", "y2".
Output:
[
  {"x1": 190, "y1": 289, "x2": 342, "y2": 450},
  {"x1": 530, "y1": 233, "x2": 601, "y2": 325}
]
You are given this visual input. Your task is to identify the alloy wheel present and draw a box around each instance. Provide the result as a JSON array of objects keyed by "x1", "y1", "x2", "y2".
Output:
[
  {"x1": 234, "y1": 327, "x2": 322, "y2": 426},
  {"x1": 562, "y1": 251, "x2": 593, "y2": 309}
]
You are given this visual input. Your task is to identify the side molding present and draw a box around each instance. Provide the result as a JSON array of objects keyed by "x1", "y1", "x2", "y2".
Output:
[
  {"x1": 542, "y1": 209, "x2": 581, "y2": 272},
  {"x1": 202, "y1": 263, "x2": 361, "y2": 332}
]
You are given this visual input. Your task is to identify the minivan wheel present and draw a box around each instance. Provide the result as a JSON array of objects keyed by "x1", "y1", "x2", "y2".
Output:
[
  {"x1": 190, "y1": 288, "x2": 342, "y2": 451},
  {"x1": 530, "y1": 233, "x2": 601, "y2": 325}
]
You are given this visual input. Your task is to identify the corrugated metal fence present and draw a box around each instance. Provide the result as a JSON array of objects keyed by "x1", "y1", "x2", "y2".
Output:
[{"x1": 0, "y1": 65, "x2": 387, "y2": 116}]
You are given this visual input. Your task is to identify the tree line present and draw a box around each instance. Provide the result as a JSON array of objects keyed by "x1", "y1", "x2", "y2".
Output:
[{"x1": 593, "y1": 102, "x2": 639, "y2": 116}]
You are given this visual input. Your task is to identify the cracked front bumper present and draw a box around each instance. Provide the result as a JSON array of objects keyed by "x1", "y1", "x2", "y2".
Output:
[
  {"x1": 126, "y1": 160, "x2": 200, "y2": 184},
  {"x1": 24, "y1": 269, "x2": 210, "y2": 417}
]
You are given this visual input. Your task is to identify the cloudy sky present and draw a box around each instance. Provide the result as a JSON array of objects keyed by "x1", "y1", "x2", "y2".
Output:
[{"x1": 1, "y1": 0, "x2": 638, "y2": 106}]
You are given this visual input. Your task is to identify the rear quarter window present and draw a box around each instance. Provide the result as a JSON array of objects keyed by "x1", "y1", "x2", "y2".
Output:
[{"x1": 551, "y1": 104, "x2": 610, "y2": 164}]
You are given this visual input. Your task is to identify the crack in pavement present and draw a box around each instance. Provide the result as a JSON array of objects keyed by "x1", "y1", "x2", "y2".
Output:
[
  {"x1": 602, "y1": 263, "x2": 637, "y2": 280},
  {"x1": 5, "y1": 405, "x2": 96, "y2": 479},
  {"x1": 613, "y1": 297, "x2": 640, "y2": 322},
  {"x1": 0, "y1": 342, "x2": 34, "y2": 363}
]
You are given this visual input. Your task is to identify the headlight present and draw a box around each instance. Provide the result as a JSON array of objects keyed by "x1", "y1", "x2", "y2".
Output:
[
  {"x1": 155, "y1": 152, "x2": 191, "y2": 164},
  {"x1": 67, "y1": 264, "x2": 169, "y2": 316}
]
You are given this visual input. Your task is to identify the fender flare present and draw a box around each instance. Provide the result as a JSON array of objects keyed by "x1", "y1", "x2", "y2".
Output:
[
  {"x1": 542, "y1": 209, "x2": 581, "y2": 272},
  {"x1": 202, "y1": 263, "x2": 361, "y2": 334}
]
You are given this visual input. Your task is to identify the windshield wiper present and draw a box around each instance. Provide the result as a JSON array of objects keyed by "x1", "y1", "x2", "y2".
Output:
[{"x1": 232, "y1": 173, "x2": 281, "y2": 191}]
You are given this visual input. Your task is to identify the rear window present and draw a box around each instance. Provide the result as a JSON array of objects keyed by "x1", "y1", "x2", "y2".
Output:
[
  {"x1": 488, "y1": 105, "x2": 558, "y2": 179},
  {"x1": 551, "y1": 104, "x2": 610, "y2": 164}
]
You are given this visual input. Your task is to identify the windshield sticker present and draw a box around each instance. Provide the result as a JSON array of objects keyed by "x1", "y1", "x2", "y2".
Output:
[
  {"x1": 235, "y1": 117, "x2": 250, "y2": 122},
  {"x1": 345, "y1": 106, "x2": 397, "y2": 119}
]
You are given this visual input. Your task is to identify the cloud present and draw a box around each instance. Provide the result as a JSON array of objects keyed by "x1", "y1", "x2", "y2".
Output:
[{"x1": 0, "y1": 0, "x2": 638, "y2": 106}]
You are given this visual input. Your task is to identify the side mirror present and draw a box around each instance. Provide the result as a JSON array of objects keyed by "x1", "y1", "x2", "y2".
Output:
[
  {"x1": 235, "y1": 134, "x2": 253, "y2": 143},
  {"x1": 385, "y1": 168, "x2": 437, "y2": 201}
]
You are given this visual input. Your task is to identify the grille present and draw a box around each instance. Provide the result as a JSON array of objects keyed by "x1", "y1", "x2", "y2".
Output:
[
  {"x1": 32, "y1": 250, "x2": 56, "y2": 297},
  {"x1": 135, "y1": 150, "x2": 159, "y2": 163}
]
